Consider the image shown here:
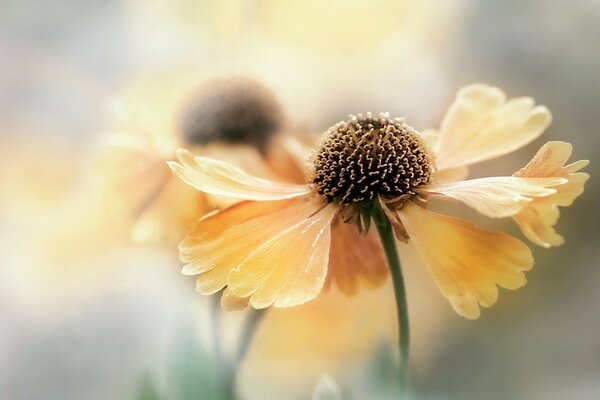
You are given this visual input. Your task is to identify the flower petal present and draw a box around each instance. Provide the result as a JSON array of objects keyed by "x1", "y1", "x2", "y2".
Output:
[
  {"x1": 220, "y1": 288, "x2": 249, "y2": 311},
  {"x1": 266, "y1": 134, "x2": 315, "y2": 184},
  {"x1": 418, "y1": 129, "x2": 469, "y2": 183},
  {"x1": 227, "y1": 203, "x2": 337, "y2": 308},
  {"x1": 131, "y1": 175, "x2": 209, "y2": 243},
  {"x1": 327, "y1": 219, "x2": 388, "y2": 296},
  {"x1": 432, "y1": 165, "x2": 470, "y2": 183},
  {"x1": 435, "y1": 84, "x2": 552, "y2": 170},
  {"x1": 190, "y1": 201, "x2": 312, "y2": 296},
  {"x1": 512, "y1": 141, "x2": 589, "y2": 247},
  {"x1": 398, "y1": 202, "x2": 533, "y2": 319},
  {"x1": 180, "y1": 199, "x2": 303, "y2": 281},
  {"x1": 420, "y1": 176, "x2": 566, "y2": 218},
  {"x1": 168, "y1": 148, "x2": 312, "y2": 201}
]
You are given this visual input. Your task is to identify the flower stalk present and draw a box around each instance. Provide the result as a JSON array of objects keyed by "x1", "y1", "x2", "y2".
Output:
[
  {"x1": 221, "y1": 308, "x2": 266, "y2": 400},
  {"x1": 373, "y1": 203, "x2": 410, "y2": 391}
]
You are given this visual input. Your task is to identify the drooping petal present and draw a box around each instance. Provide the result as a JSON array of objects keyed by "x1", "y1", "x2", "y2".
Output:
[
  {"x1": 420, "y1": 176, "x2": 566, "y2": 218},
  {"x1": 180, "y1": 197, "x2": 335, "y2": 308},
  {"x1": 180, "y1": 199, "x2": 304, "y2": 281},
  {"x1": 168, "y1": 149, "x2": 312, "y2": 201},
  {"x1": 435, "y1": 84, "x2": 552, "y2": 170},
  {"x1": 227, "y1": 203, "x2": 337, "y2": 308},
  {"x1": 327, "y1": 218, "x2": 388, "y2": 296},
  {"x1": 191, "y1": 201, "x2": 309, "y2": 295},
  {"x1": 512, "y1": 141, "x2": 589, "y2": 247},
  {"x1": 397, "y1": 202, "x2": 533, "y2": 319}
]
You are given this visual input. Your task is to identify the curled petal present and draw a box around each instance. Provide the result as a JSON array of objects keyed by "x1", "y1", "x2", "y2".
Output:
[
  {"x1": 513, "y1": 141, "x2": 589, "y2": 247},
  {"x1": 435, "y1": 84, "x2": 552, "y2": 170},
  {"x1": 168, "y1": 149, "x2": 312, "y2": 201},
  {"x1": 398, "y1": 202, "x2": 533, "y2": 319},
  {"x1": 327, "y1": 219, "x2": 388, "y2": 296},
  {"x1": 420, "y1": 176, "x2": 566, "y2": 218}
]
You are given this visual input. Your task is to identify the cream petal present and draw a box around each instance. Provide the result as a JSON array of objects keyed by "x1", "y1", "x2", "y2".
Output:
[
  {"x1": 418, "y1": 128, "x2": 439, "y2": 149},
  {"x1": 420, "y1": 176, "x2": 566, "y2": 218},
  {"x1": 398, "y1": 202, "x2": 533, "y2": 319},
  {"x1": 199, "y1": 143, "x2": 281, "y2": 181},
  {"x1": 418, "y1": 129, "x2": 469, "y2": 182},
  {"x1": 563, "y1": 160, "x2": 589, "y2": 175},
  {"x1": 512, "y1": 141, "x2": 589, "y2": 247},
  {"x1": 168, "y1": 149, "x2": 312, "y2": 201},
  {"x1": 431, "y1": 165, "x2": 469, "y2": 183},
  {"x1": 513, "y1": 141, "x2": 573, "y2": 177},
  {"x1": 435, "y1": 84, "x2": 552, "y2": 170},
  {"x1": 327, "y1": 219, "x2": 388, "y2": 296},
  {"x1": 227, "y1": 204, "x2": 337, "y2": 308}
]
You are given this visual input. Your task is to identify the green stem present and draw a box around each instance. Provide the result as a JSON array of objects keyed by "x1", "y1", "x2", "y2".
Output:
[
  {"x1": 374, "y1": 205, "x2": 410, "y2": 391},
  {"x1": 236, "y1": 309, "x2": 266, "y2": 364},
  {"x1": 211, "y1": 294, "x2": 222, "y2": 361},
  {"x1": 222, "y1": 308, "x2": 267, "y2": 400}
]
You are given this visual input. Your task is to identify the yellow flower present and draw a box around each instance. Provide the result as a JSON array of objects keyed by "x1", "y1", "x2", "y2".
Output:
[
  {"x1": 169, "y1": 84, "x2": 589, "y2": 319},
  {"x1": 98, "y1": 73, "x2": 288, "y2": 243}
]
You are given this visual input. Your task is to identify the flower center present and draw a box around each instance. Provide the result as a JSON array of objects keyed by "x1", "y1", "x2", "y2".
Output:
[
  {"x1": 180, "y1": 77, "x2": 283, "y2": 151},
  {"x1": 311, "y1": 113, "x2": 433, "y2": 205}
]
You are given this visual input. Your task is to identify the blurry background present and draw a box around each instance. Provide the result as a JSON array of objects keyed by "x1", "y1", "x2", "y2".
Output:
[{"x1": 1, "y1": 1, "x2": 599, "y2": 399}]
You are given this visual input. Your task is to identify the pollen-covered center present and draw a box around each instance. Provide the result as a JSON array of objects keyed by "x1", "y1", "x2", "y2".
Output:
[{"x1": 312, "y1": 113, "x2": 433, "y2": 204}]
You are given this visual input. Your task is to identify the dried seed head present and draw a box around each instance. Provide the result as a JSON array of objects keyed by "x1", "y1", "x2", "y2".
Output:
[
  {"x1": 180, "y1": 77, "x2": 283, "y2": 151},
  {"x1": 311, "y1": 113, "x2": 433, "y2": 205}
]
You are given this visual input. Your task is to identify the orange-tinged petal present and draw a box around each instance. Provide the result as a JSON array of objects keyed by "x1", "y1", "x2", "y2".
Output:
[
  {"x1": 227, "y1": 203, "x2": 337, "y2": 308},
  {"x1": 182, "y1": 198, "x2": 329, "y2": 301},
  {"x1": 398, "y1": 202, "x2": 533, "y2": 319},
  {"x1": 168, "y1": 149, "x2": 311, "y2": 201},
  {"x1": 181, "y1": 200, "x2": 306, "y2": 280},
  {"x1": 435, "y1": 84, "x2": 552, "y2": 170},
  {"x1": 420, "y1": 176, "x2": 566, "y2": 218},
  {"x1": 512, "y1": 141, "x2": 589, "y2": 247},
  {"x1": 327, "y1": 219, "x2": 388, "y2": 296}
]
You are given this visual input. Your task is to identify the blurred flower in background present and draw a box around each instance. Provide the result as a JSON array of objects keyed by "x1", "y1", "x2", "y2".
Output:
[
  {"x1": 2, "y1": 0, "x2": 599, "y2": 399},
  {"x1": 98, "y1": 72, "x2": 287, "y2": 244}
]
